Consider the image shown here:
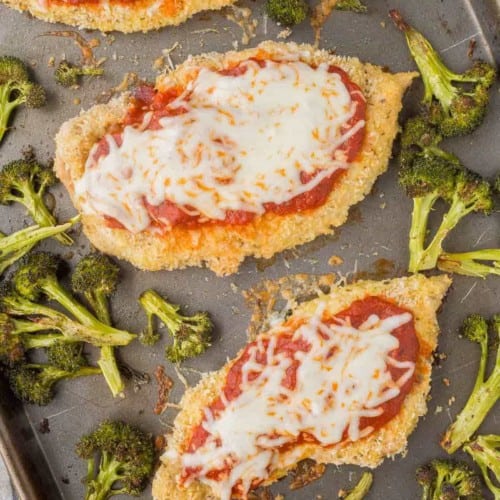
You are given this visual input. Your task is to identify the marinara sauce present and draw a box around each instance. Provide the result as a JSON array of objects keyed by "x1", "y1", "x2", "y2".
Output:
[
  {"x1": 181, "y1": 296, "x2": 418, "y2": 492},
  {"x1": 93, "y1": 58, "x2": 367, "y2": 231}
]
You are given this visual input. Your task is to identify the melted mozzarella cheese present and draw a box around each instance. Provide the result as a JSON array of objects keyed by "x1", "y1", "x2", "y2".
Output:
[
  {"x1": 74, "y1": 60, "x2": 364, "y2": 232},
  {"x1": 174, "y1": 308, "x2": 414, "y2": 500}
]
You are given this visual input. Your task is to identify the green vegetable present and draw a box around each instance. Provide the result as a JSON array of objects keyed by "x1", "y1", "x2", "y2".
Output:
[
  {"x1": 390, "y1": 9, "x2": 496, "y2": 137},
  {"x1": 398, "y1": 115, "x2": 493, "y2": 272},
  {"x1": 437, "y1": 249, "x2": 500, "y2": 278},
  {"x1": 72, "y1": 253, "x2": 124, "y2": 398},
  {"x1": 340, "y1": 471, "x2": 373, "y2": 499},
  {"x1": 266, "y1": 0, "x2": 308, "y2": 26},
  {"x1": 441, "y1": 314, "x2": 500, "y2": 453},
  {"x1": 336, "y1": 0, "x2": 367, "y2": 13},
  {"x1": 139, "y1": 289, "x2": 212, "y2": 363},
  {"x1": 7, "y1": 362, "x2": 100, "y2": 405},
  {"x1": 464, "y1": 434, "x2": 500, "y2": 500},
  {"x1": 0, "y1": 217, "x2": 79, "y2": 275},
  {"x1": 415, "y1": 459, "x2": 482, "y2": 500},
  {"x1": 0, "y1": 158, "x2": 73, "y2": 245},
  {"x1": 76, "y1": 420, "x2": 155, "y2": 500},
  {"x1": 55, "y1": 60, "x2": 104, "y2": 88},
  {"x1": 0, "y1": 56, "x2": 45, "y2": 143}
]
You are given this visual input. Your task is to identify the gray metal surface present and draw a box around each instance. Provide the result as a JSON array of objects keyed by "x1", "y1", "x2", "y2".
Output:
[{"x1": 0, "y1": 0, "x2": 499, "y2": 498}]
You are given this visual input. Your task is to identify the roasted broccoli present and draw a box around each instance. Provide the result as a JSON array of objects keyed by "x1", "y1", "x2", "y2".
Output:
[
  {"x1": 390, "y1": 9, "x2": 496, "y2": 137},
  {"x1": 72, "y1": 253, "x2": 124, "y2": 398},
  {"x1": 441, "y1": 314, "x2": 500, "y2": 454},
  {"x1": 266, "y1": 0, "x2": 308, "y2": 26},
  {"x1": 76, "y1": 420, "x2": 155, "y2": 499},
  {"x1": 464, "y1": 434, "x2": 500, "y2": 499},
  {"x1": 339, "y1": 472, "x2": 373, "y2": 499},
  {"x1": 0, "y1": 159, "x2": 73, "y2": 245},
  {"x1": 139, "y1": 289, "x2": 212, "y2": 363},
  {"x1": 11, "y1": 252, "x2": 135, "y2": 346},
  {"x1": 415, "y1": 459, "x2": 482, "y2": 500},
  {"x1": 54, "y1": 60, "x2": 104, "y2": 88},
  {"x1": 398, "y1": 116, "x2": 493, "y2": 272},
  {"x1": 46, "y1": 341, "x2": 88, "y2": 373},
  {"x1": 0, "y1": 282, "x2": 134, "y2": 347},
  {"x1": 336, "y1": 0, "x2": 367, "y2": 13},
  {"x1": 438, "y1": 249, "x2": 500, "y2": 278},
  {"x1": 7, "y1": 362, "x2": 100, "y2": 405},
  {"x1": 0, "y1": 310, "x2": 76, "y2": 366},
  {"x1": 0, "y1": 56, "x2": 46, "y2": 143},
  {"x1": 0, "y1": 217, "x2": 79, "y2": 275}
]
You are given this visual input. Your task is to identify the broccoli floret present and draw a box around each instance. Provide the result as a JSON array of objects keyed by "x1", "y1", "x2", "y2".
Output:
[
  {"x1": 339, "y1": 472, "x2": 373, "y2": 499},
  {"x1": 464, "y1": 435, "x2": 500, "y2": 499},
  {"x1": 437, "y1": 249, "x2": 500, "y2": 278},
  {"x1": 0, "y1": 217, "x2": 79, "y2": 276},
  {"x1": 54, "y1": 60, "x2": 104, "y2": 88},
  {"x1": 335, "y1": 0, "x2": 367, "y2": 13},
  {"x1": 0, "y1": 56, "x2": 46, "y2": 143},
  {"x1": 72, "y1": 253, "x2": 124, "y2": 398},
  {"x1": 11, "y1": 252, "x2": 135, "y2": 346},
  {"x1": 7, "y1": 362, "x2": 100, "y2": 405},
  {"x1": 139, "y1": 289, "x2": 212, "y2": 363},
  {"x1": 398, "y1": 116, "x2": 493, "y2": 272},
  {"x1": 441, "y1": 314, "x2": 500, "y2": 453},
  {"x1": 0, "y1": 159, "x2": 73, "y2": 245},
  {"x1": 266, "y1": 0, "x2": 308, "y2": 26},
  {"x1": 416, "y1": 459, "x2": 482, "y2": 500},
  {"x1": 389, "y1": 10, "x2": 496, "y2": 137},
  {"x1": 46, "y1": 341, "x2": 88, "y2": 373},
  {"x1": 75, "y1": 420, "x2": 155, "y2": 499}
]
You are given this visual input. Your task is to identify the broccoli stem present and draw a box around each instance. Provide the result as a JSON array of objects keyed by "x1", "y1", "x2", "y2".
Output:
[
  {"x1": 343, "y1": 471, "x2": 373, "y2": 499},
  {"x1": 437, "y1": 250, "x2": 500, "y2": 278},
  {"x1": 0, "y1": 218, "x2": 78, "y2": 275},
  {"x1": 30, "y1": 363, "x2": 101, "y2": 383},
  {"x1": 22, "y1": 333, "x2": 71, "y2": 349},
  {"x1": 0, "y1": 83, "x2": 19, "y2": 141},
  {"x1": 9, "y1": 178, "x2": 73, "y2": 246},
  {"x1": 87, "y1": 291, "x2": 124, "y2": 398},
  {"x1": 86, "y1": 453, "x2": 123, "y2": 500},
  {"x1": 418, "y1": 195, "x2": 476, "y2": 270},
  {"x1": 39, "y1": 281, "x2": 135, "y2": 345},
  {"x1": 97, "y1": 347, "x2": 124, "y2": 398},
  {"x1": 408, "y1": 194, "x2": 439, "y2": 272},
  {"x1": 464, "y1": 435, "x2": 500, "y2": 497},
  {"x1": 442, "y1": 371, "x2": 500, "y2": 454},
  {"x1": 139, "y1": 290, "x2": 183, "y2": 332}
]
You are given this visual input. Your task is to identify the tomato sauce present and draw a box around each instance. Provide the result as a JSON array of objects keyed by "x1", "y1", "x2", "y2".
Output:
[
  {"x1": 182, "y1": 296, "x2": 418, "y2": 490},
  {"x1": 93, "y1": 58, "x2": 366, "y2": 230}
]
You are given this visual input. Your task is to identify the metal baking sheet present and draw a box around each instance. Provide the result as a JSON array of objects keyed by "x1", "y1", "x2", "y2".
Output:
[{"x1": 0, "y1": 0, "x2": 499, "y2": 498}]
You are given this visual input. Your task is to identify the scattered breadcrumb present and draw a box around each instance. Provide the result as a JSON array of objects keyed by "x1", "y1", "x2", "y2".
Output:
[
  {"x1": 435, "y1": 405, "x2": 443, "y2": 415},
  {"x1": 47, "y1": 56, "x2": 55, "y2": 67},
  {"x1": 442, "y1": 377, "x2": 450, "y2": 387},
  {"x1": 153, "y1": 365, "x2": 174, "y2": 415},
  {"x1": 73, "y1": 98, "x2": 81, "y2": 105},
  {"x1": 154, "y1": 434, "x2": 167, "y2": 452},
  {"x1": 277, "y1": 28, "x2": 292, "y2": 39},
  {"x1": 225, "y1": 5, "x2": 258, "y2": 45},
  {"x1": 328, "y1": 255, "x2": 344, "y2": 266},
  {"x1": 448, "y1": 396, "x2": 456, "y2": 406}
]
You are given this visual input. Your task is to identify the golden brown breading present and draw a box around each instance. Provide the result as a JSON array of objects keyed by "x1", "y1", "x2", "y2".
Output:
[
  {"x1": 1, "y1": 0, "x2": 234, "y2": 33},
  {"x1": 152, "y1": 273, "x2": 451, "y2": 500},
  {"x1": 54, "y1": 41, "x2": 416, "y2": 276}
]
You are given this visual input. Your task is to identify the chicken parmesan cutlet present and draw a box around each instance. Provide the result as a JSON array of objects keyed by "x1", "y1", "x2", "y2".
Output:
[
  {"x1": 152, "y1": 274, "x2": 451, "y2": 499},
  {"x1": 55, "y1": 42, "x2": 417, "y2": 275}
]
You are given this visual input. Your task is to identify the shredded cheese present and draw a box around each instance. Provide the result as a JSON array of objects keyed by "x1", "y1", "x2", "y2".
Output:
[
  {"x1": 75, "y1": 60, "x2": 364, "y2": 232},
  {"x1": 172, "y1": 307, "x2": 414, "y2": 499}
]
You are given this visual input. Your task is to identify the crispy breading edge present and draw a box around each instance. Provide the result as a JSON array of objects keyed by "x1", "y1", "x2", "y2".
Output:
[
  {"x1": 54, "y1": 41, "x2": 416, "y2": 276},
  {"x1": 151, "y1": 274, "x2": 451, "y2": 500},
  {"x1": 0, "y1": 0, "x2": 235, "y2": 33}
]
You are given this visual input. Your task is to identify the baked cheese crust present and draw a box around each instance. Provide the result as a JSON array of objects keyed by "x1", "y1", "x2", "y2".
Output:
[
  {"x1": 54, "y1": 41, "x2": 416, "y2": 276},
  {"x1": 0, "y1": 0, "x2": 234, "y2": 32},
  {"x1": 152, "y1": 273, "x2": 451, "y2": 499}
]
